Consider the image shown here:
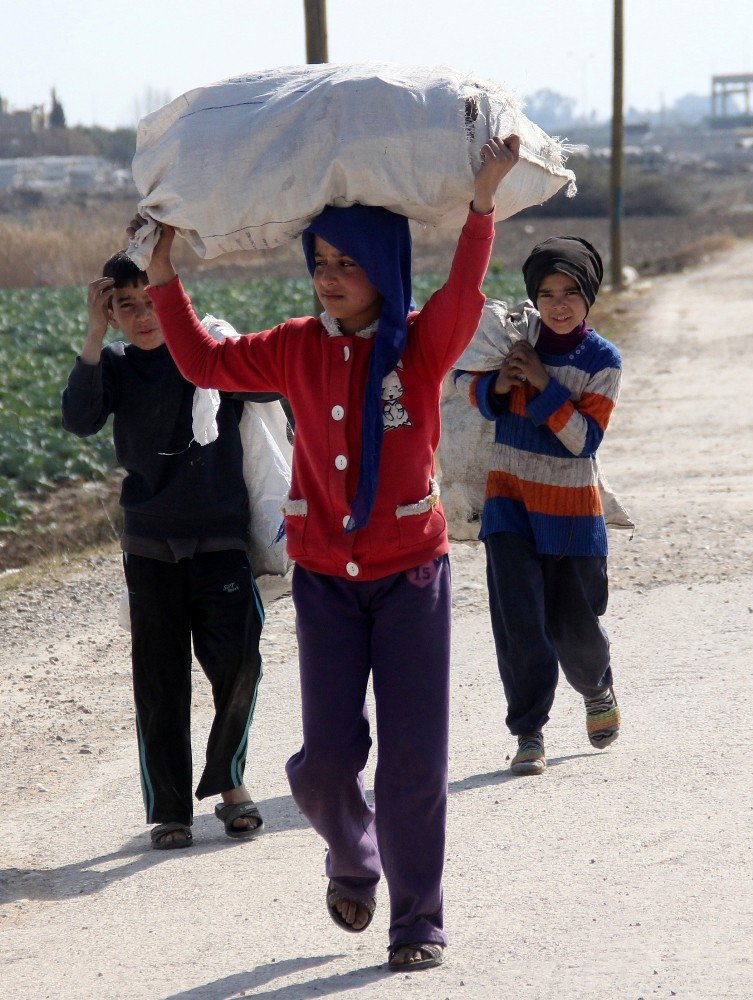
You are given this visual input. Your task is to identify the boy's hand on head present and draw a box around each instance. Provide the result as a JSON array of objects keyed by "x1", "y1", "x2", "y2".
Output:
[
  {"x1": 81, "y1": 277, "x2": 115, "y2": 364},
  {"x1": 472, "y1": 135, "x2": 520, "y2": 215},
  {"x1": 127, "y1": 213, "x2": 177, "y2": 286},
  {"x1": 86, "y1": 277, "x2": 114, "y2": 340}
]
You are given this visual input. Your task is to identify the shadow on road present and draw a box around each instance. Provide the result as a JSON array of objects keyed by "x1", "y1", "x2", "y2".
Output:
[
  {"x1": 2, "y1": 758, "x2": 599, "y2": 905},
  {"x1": 0, "y1": 814, "x2": 267, "y2": 904},
  {"x1": 160, "y1": 955, "x2": 394, "y2": 1000}
]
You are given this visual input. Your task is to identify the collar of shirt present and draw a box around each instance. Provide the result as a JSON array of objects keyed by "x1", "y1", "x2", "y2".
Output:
[{"x1": 319, "y1": 311, "x2": 379, "y2": 339}]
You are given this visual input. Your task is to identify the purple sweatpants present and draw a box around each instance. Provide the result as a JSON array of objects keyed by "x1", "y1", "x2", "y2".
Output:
[{"x1": 286, "y1": 555, "x2": 452, "y2": 948}]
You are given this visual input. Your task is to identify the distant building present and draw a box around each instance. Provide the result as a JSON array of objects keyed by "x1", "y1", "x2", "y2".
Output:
[
  {"x1": 0, "y1": 102, "x2": 45, "y2": 132},
  {"x1": 624, "y1": 121, "x2": 651, "y2": 139},
  {"x1": 0, "y1": 101, "x2": 47, "y2": 156},
  {"x1": 0, "y1": 155, "x2": 131, "y2": 192},
  {"x1": 2, "y1": 110, "x2": 34, "y2": 136},
  {"x1": 710, "y1": 74, "x2": 753, "y2": 129}
]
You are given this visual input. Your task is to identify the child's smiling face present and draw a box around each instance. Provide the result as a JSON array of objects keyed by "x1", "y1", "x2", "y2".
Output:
[
  {"x1": 313, "y1": 237, "x2": 383, "y2": 335},
  {"x1": 536, "y1": 271, "x2": 588, "y2": 335},
  {"x1": 108, "y1": 281, "x2": 165, "y2": 350}
]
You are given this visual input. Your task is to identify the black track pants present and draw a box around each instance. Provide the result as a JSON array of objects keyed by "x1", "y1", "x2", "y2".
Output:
[{"x1": 123, "y1": 549, "x2": 264, "y2": 825}]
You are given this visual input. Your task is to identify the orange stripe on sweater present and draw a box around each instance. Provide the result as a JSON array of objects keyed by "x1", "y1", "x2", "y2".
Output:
[
  {"x1": 507, "y1": 383, "x2": 537, "y2": 417},
  {"x1": 548, "y1": 391, "x2": 615, "y2": 433},
  {"x1": 547, "y1": 401, "x2": 574, "y2": 433},
  {"x1": 486, "y1": 470, "x2": 602, "y2": 517},
  {"x1": 576, "y1": 391, "x2": 615, "y2": 428}
]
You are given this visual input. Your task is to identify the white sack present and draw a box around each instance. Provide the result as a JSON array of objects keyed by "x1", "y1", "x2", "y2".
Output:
[
  {"x1": 239, "y1": 402, "x2": 293, "y2": 577},
  {"x1": 117, "y1": 588, "x2": 130, "y2": 631},
  {"x1": 191, "y1": 385, "x2": 221, "y2": 446},
  {"x1": 437, "y1": 299, "x2": 634, "y2": 540},
  {"x1": 129, "y1": 62, "x2": 576, "y2": 268},
  {"x1": 195, "y1": 315, "x2": 293, "y2": 577}
]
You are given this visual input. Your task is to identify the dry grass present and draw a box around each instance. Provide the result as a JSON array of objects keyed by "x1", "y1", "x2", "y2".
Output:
[
  {"x1": 0, "y1": 199, "x2": 202, "y2": 288},
  {"x1": 3, "y1": 188, "x2": 753, "y2": 289},
  {"x1": 0, "y1": 196, "x2": 303, "y2": 288},
  {"x1": 0, "y1": 216, "x2": 117, "y2": 288}
]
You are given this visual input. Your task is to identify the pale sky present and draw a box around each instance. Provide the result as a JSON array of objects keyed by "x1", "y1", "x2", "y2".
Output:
[{"x1": 2, "y1": 0, "x2": 751, "y2": 129}]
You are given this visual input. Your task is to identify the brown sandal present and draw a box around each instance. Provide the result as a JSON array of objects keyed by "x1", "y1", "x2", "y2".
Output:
[
  {"x1": 326, "y1": 880, "x2": 376, "y2": 933},
  {"x1": 387, "y1": 942, "x2": 445, "y2": 971},
  {"x1": 214, "y1": 800, "x2": 264, "y2": 839},
  {"x1": 150, "y1": 822, "x2": 193, "y2": 850}
]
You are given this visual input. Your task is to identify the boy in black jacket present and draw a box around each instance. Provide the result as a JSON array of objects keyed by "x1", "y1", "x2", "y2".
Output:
[{"x1": 62, "y1": 252, "x2": 265, "y2": 849}]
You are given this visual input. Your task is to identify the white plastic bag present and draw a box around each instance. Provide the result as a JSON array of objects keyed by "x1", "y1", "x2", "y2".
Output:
[
  {"x1": 128, "y1": 62, "x2": 575, "y2": 268},
  {"x1": 191, "y1": 385, "x2": 221, "y2": 446},
  {"x1": 195, "y1": 315, "x2": 293, "y2": 576},
  {"x1": 239, "y1": 402, "x2": 293, "y2": 577},
  {"x1": 117, "y1": 588, "x2": 130, "y2": 631}
]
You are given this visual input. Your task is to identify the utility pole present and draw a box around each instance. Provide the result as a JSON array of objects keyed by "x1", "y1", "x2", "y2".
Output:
[
  {"x1": 610, "y1": 0, "x2": 624, "y2": 289},
  {"x1": 304, "y1": 1, "x2": 328, "y2": 315},
  {"x1": 304, "y1": 0, "x2": 328, "y2": 63}
]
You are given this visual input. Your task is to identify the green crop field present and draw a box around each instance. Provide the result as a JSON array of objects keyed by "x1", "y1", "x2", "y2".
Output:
[{"x1": 0, "y1": 266, "x2": 524, "y2": 527}]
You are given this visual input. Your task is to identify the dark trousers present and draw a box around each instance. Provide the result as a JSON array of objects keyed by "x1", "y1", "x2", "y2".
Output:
[
  {"x1": 123, "y1": 549, "x2": 264, "y2": 826},
  {"x1": 484, "y1": 531, "x2": 612, "y2": 736},
  {"x1": 285, "y1": 557, "x2": 451, "y2": 948}
]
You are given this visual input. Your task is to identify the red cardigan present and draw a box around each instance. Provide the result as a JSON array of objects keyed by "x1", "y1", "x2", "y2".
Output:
[{"x1": 149, "y1": 209, "x2": 494, "y2": 580}]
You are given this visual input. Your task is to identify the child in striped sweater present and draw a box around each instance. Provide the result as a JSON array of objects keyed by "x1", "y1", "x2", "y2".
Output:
[{"x1": 454, "y1": 236, "x2": 621, "y2": 775}]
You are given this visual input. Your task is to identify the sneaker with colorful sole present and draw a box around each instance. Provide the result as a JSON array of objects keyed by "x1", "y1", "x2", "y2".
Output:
[
  {"x1": 585, "y1": 686, "x2": 620, "y2": 748},
  {"x1": 510, "y1": 731, "x2": 546, "y2": 775}
]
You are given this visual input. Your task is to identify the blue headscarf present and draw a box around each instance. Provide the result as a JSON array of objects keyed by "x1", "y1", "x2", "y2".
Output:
[{"x1": 302, "y1": 204, "x2": 412, "y2": 532}]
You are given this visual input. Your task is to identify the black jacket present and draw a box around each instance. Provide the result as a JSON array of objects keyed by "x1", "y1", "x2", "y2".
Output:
[{"x1": 62, "y1": 342, "x2": 249, "y2": 541}]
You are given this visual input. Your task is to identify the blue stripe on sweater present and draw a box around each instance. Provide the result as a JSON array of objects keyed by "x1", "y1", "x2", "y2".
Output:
[
  {"x1": 481, "y1": 497, "x2": 608, "y2": 556},
  {"x1": 493, "y1": 410, "x2": 595, "y2": 459}
]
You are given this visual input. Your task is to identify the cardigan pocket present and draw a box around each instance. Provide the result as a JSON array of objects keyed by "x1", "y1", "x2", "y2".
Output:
[
  {"x1": 396, "y1": 478, "x2": 446, "y2": 550},
  {"x1": 280, "y1": 496, "x2": 309, "y2": 556}
]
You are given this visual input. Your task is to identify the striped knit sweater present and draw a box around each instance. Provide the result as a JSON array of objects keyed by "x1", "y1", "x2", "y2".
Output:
[{"x1": 455, "y1": 329, "x2": 621, "y2": 556}]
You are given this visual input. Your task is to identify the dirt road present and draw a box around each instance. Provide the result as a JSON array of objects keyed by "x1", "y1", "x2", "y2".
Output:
[{"x1": 2, "y1": 244, "x2": 752, "y2": 999}]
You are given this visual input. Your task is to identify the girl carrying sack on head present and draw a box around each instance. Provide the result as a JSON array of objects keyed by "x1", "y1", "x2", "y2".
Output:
[{"x1": 130, "y1": 134, "x2": 519, "y2": 971}]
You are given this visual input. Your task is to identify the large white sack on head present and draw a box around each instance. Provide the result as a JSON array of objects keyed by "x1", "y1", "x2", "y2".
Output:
[
  {"x1": 128, "y1": 62, "x2": 576, "y2": 268},
  {"x1": 437, "y1": 299, "x2": 633, "y2": 540}
]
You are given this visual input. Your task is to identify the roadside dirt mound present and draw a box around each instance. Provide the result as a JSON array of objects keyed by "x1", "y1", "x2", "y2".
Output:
[{"x1": 0, "y1": 474, "x2": 122, "y2": 573}]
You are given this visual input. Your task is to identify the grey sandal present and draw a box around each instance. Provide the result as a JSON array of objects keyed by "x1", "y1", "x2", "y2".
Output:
[
  {"x1": 214, "y1": 800, "x2": 263, "y2": 839},
  {"x1": 150, "y1": 822, "x2": 193, "y2": 850},
  {"x1": 326, "y1": 880, "x2": 376, "y2": 933}
]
